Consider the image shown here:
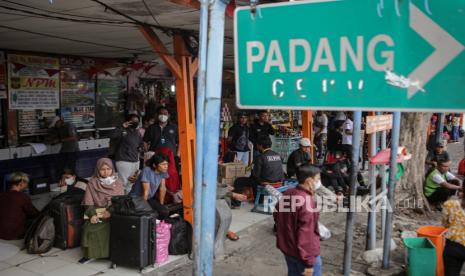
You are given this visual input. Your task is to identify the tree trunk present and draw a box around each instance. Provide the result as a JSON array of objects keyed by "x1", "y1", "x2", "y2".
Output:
[{"x1": 396, "y1": 112, "x2": 431, "y2": 213}]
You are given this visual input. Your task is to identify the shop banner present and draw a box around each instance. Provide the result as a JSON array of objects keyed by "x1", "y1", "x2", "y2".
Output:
[
  {"x1": 0, "y1": 52, "x2": 6, "y2": 99},
  {"x1": 8, "y1": 54, "x2": 60, "y2": 110},
  {"x1": 61, "y1": 68, "x2": 96, "y2": 128},
  {"x1": 96, "y1": 74, "x2": 126, "y2": 128}
]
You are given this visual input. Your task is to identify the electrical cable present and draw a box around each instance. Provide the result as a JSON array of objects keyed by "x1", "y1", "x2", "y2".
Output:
[
  {"x1": 141, "y1": 0, "x2": 161, "y2": 26},
  {"x1": 1, "y1": 0, "x2": 134, "y2": 23},
  {"x1": 0, "y1": 24, "x2": 195, "y2": 58}
]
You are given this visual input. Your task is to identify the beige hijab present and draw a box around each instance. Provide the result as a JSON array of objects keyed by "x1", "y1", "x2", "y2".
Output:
[{"x1": 82, "y1": 158, "x2": 124, "y2": 207}]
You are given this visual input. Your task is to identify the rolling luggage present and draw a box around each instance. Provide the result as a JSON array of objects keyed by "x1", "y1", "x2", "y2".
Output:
[
  {"x1": 110, "y1": 213, "x2": 157, "y2": 272},
  {"x1": 150, "y1": 201, "x2": 183, "y2": 219},
  {"x1": 48, "y1": 194, "x2": 84, "y2": 249}
]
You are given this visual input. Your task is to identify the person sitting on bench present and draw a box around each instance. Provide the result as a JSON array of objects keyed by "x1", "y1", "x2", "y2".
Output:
[
  {"x1": 0, "y1": 172, "x2": 39, "y2": 240},
  {"x1": 129, "y1": 154, "x2": 169, "y2": 215},
  {"x1": 231, "y1": 135, "x2": 284, "y2": 208},
  {"x1": 58, "y1": 168, "x2": 87, "y2": 195},
  {"x1": 424, "y1": 159, "x2": 462, "y2": 206}
]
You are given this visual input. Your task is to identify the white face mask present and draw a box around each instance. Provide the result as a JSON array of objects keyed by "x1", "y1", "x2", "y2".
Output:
[
  {"x1": 314, "y1": 180, "x2": 322, "y2": 190},
  {"x1": 158, "y1": 114, "x2": 169, "y2": 123},
  {"x1": 100, "y1": 176, "x2": 116, "y2": 185},
  {"x1": 65, "y1": 178, "x2": 75, "y2": 186}
]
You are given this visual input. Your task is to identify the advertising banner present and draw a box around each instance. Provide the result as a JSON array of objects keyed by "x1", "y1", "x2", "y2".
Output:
[{"x1": 8, "y1": 54, "x2": 60, "y2": 110}]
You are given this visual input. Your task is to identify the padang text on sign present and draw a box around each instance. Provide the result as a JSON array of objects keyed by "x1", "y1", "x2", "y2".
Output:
[{"x1": 246, "y1": 35, "x2": 394, "y2": 97}]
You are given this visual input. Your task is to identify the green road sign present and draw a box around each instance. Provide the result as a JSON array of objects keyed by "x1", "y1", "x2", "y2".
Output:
[{"x1": 234, "y1": 0, "x2": 465, "y2": 111}]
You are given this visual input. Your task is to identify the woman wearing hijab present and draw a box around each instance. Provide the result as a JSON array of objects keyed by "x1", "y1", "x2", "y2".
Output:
[{"x1": 79, "y1": 158, "x2": 124, "y2": 264}]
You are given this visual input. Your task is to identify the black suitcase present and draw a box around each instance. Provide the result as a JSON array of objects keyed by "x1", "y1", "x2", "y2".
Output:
[
  {"x1": 151, "y1": 202, "x2": 183, "y2": 219},
  {"x1": 110, "y1": 213, "x2": 157, "y2": 272},
  {"x1": 48, "y1": 194, "x2": 85, "y2": 249}
]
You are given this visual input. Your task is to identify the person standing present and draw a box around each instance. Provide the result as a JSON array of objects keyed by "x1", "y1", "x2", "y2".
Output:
[
  {"x1": 110, "y1": 114, "x2": 143, "y2": 193},
  {"x1": 451, "y1": 114, "x2": 461, "y2": 143},
  {"x1": 442, "y1": 186, "x2": 465, "y2": 276},
  {"x1": 341, "y1": 112, "x2": 354, "y2": 161},
  {"x1": 314, "y1": 111, "x2": 328, "y2": 159},
  {"x1": 274, "y1": 165, "x2": 323, "y2": 276},
  {"x1": 249, "y1": 111, "x2": 275, "y2": 153},
  {"x1": 228, "y1": 112, "x2": 250, "y2": 166},
  {"x1": 143, "y1": 107, "x2": 179, "y2": 156},
  {"x1": 49, "y1": 116, "x2": 79, "y2": 178}
]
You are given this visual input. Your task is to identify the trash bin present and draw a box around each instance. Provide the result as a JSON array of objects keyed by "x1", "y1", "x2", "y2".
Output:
[
  {"x1": 417, "y1": 226, "x2": 448, "y2": 276},
  {"x1": 403, "y1": 237, "x2": 436, "y2": 276}
]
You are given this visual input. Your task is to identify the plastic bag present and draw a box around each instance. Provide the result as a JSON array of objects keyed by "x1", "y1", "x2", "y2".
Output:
[
  {"x1": 155, "y1": 220, "x2": 171, "y2": 264},
  {"x1": 319, "y1": 222, "x2": 331, "y2": 241}
]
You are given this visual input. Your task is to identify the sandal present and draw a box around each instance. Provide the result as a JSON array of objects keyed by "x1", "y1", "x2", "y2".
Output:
[{"x1": 226, "y1": 231, "x2": 239, "y2": 241}]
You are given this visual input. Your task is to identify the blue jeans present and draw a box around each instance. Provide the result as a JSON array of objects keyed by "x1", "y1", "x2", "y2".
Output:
[{"x1": 284, "y1": 255, "x2": 322, "y2": 276}]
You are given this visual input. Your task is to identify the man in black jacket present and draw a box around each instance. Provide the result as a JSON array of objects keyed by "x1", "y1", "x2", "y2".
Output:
[
  {"x1": 286, "y1": 138, "x2": 312, "y2": 178},
  {"x1": 231, "y1": 135, "x2": 284, "y2": 207}
]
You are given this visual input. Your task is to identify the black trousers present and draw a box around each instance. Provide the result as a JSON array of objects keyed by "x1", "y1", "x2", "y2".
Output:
[
  {"x1": 427, "y1": 187, "x2": 455, "y2": 205},
  {"x1": 232, "y1": 177, "x2": 260, "y2": 207},
  {"x1": 444, "y1": 239, "x2": 465, "y2": 276}
]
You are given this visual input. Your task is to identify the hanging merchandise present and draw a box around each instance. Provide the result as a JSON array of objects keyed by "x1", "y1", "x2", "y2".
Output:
[{"x1": 8, "y1": 54, "x2": 60, "y2": 110}]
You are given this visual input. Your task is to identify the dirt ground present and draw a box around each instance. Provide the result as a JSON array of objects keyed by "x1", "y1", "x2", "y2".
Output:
[{"x1": 164, "y1": 139, "x2": 464, "y2": 276}]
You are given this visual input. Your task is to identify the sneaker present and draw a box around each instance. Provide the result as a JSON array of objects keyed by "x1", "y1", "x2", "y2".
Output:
[{"x1": 78, "y1": 257, "x2": 95, "y2": 264}]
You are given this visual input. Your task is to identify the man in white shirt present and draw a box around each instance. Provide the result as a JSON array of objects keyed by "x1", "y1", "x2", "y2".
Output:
[
  {"x1": 314, "y1": 111, "x2": 328, "y2": 159},
  {"x1": 341, "y1": 113, "x2": 354, "y2": 162}
]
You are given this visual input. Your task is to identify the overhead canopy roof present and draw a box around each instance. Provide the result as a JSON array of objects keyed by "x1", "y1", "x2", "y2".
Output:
[{"x1": 0, "y1": 0, "x2": 259, "y2": 69}]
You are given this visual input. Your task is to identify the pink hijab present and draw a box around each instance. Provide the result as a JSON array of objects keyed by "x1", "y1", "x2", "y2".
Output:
[{"x1": 82, "y1": 158, "x2": 124, "y2": 207}]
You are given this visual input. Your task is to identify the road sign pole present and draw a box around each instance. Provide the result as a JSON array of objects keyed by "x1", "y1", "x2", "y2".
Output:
[
  {"x1": 382, "y1": 111, "x2": 401, "y2": 269},
  {"x1": 366, "y1": 130, "x2": 378, "y2": 250},
  {"x1": 343, "y1": 111, "x2": 362, "y2": 276},
  {"x1": 200, "y1": 1, "x2": 229, "y2": 275},
  {"x1": 193, "y1": 0, "x2": 209, "y2": 274}
]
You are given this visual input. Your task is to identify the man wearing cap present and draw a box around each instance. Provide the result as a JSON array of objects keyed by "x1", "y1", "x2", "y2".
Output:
[
  {"x1": 286, "y1": 138, "x2": 312, "y2": 178},
  {"x1": 49, "y1": 116, "x2": 79, "y2": 179},
  {"x1": 426, "y1": 141, "x2": 450, "y2": 171}
]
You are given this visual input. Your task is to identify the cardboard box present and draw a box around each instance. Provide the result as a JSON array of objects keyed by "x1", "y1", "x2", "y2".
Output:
[{"x1": 219, "y1": 162, "x2": 246, "y2": 179}]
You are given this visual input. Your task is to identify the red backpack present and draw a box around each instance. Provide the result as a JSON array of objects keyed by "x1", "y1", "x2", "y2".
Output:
[{"x1": 458, "y1": 158, "x2": 465, "y2": 176}]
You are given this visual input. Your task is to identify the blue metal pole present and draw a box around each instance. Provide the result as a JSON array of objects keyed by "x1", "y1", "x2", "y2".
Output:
[
  {"x1": 200, "y1": 1, "x2": 229, "y2": 275},
  {"x1": 193, "y1": 0, "x2": 209, "y2": 274},
  {"x1": 367, "y1": 129, "x2": 377, "y2": 250},
  {"x1": 343, "y1": 111, "x2": 362, "y2": 276},
  {"x1": 382, "y1": 111, "x2": 401, "y2": 269}
]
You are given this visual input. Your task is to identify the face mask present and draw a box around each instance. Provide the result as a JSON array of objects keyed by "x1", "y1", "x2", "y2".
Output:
[
  {"x1": 100, "y1": 176, "x2": 115, "y2": 185},
  {"x1": 65, "y1": 178, "x2": 75, "y2": 186},
  {"x1": 130, "y1": 122, "x2": 139, "y2": 129},
  {"x1": 314, "y1": 180, "x2": 322, "y2": 190},
  {"x1": 158, "y1": 115, "x2": 169, "y2": 123}
]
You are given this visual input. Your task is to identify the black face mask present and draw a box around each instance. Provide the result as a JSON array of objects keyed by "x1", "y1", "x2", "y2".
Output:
[{"x1": 130, "y1": 122, "x2": 139, "y2": 129}]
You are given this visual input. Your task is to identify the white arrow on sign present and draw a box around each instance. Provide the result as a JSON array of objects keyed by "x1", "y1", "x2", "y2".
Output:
[{"x1": 408, "y1": 3, "x2": 465, "y2": 99}]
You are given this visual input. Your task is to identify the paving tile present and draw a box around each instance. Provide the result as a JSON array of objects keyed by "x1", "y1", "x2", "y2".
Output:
[
  {"x1": 3, "y1": 250, "x2": 38, "y2": 266},
  {"x1": 0, "y1": 261, "x2": 12, "y2": 271},
  {"x1": 54, "y1": 247, "x2": 82, "y2": 263},
  {"x1": 103, "y1": 265, "x2": 145, "y2": 276},
  {"x1": 85, "y1": 259, "x2": 112, "y2": 272},
  {"x1": 19, "y1": 256, "x2": 69, "y2": 274},
  {"x1": 0, "y1": 266, "x2": 41, "y2": 276},
  {"x1": 46, "y1": 263, "x2": 100, "y2": 276},
  {"x1": 229, "y1": 220, "x2": 250, "y2": 233}
]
